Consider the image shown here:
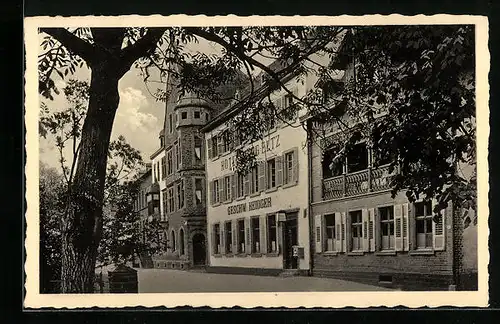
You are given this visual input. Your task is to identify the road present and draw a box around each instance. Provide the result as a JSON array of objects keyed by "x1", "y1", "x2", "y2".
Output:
[{"x1": 136, "y1": 268, "x2": 390, "y2": 293}]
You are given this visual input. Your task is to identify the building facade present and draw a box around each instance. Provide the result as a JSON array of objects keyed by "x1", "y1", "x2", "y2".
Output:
[{"x1": 203, "y1": 72, "x2": 314, "y2": 276}]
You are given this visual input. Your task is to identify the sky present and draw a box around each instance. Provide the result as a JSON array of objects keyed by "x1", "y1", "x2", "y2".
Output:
[{"x1": 39, "y1": 34, "x2": 232, "y2": 171}]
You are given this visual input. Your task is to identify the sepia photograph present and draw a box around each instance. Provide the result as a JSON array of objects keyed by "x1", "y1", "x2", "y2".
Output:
[{"x1": 24, "y1": 15, "x2": 489, "y2": 308}]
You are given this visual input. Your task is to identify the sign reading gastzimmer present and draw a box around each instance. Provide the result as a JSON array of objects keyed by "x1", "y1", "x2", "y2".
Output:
[{"x1": 227, "y1": 197, "x2": 272, "y2": 215}]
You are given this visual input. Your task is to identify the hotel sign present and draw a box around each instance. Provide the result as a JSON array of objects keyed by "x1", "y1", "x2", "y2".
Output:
[
  {"x1": 227, "y1": 197, "x2": 272, "y2": 215},
  {"x1": 220, "y1": 134, "x2": 280, "y2": 172}
]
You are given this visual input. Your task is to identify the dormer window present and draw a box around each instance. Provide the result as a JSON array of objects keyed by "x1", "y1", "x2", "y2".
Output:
[
  {"x1": 160, "y1": 136, "x2": 165, "y2": 147},
  {"x1": 234, "y1": 90, "x2": 241, "y2": 101}
]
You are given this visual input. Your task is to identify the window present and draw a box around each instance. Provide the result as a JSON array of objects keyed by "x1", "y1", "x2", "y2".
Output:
[
  {"x1": 181, "y1": 111, "x2": 187, "y2": 119},
  {"x1": 225, "y1": 221, "x2": 233, "y2": 253},
  {"x1": 251, "y1": 165, "x2": 259, "y2": 193},
  {"x1": 160, "y1": 135, "x2": 165, "y2": 147},
  {"x1": 350, "y1": 210, "x2": 363, "y2": 251},
  {"x1": 161, "y1": 190, "x2": 167, "y2": 219},
  {"x1": 213, "y1": 224, "x2": 221, "y2": 254},
  {"x1": 167, "y1": 150, "x2": 173, "y2": 175},
  {"x1": 174, "y1": 142, "x2": 181, "y2": 170},
  {"x1": 379, "y1": 206, "x2": 395, "y2": 250},
  {"x1": 169, "y1": 114, "x2": 173, "y2": 133},
  {"x1": 167, "y1": 186, "x2": 175, "y2": 213},
  {"x1": 156, "y1": 163, "x2": 160, "y2": 182},
  {"x1": 194, "y1": 137, "x2": 202, "y2": 162},
  {"x1": 324, "y1": 214, "x2": 336, "y2": 251},
  {"x1": 267, "y1": 215, "x2": 277, "y2": 253},
  {"x1": 237, "y1": 172, "x2": 245, "y2": 198},
  {"x1": 194, "y1": 111, "x2": 201, "y2": 119},
  {"x1": 224, "y1": 176, "x2": 231, "y2": 202},
  {"x1": 251, "y1": 218, "x2": 260, "y2": 253},
  {"x1": 415, "y1": 201, "x2": 433, "y2": 249},
  {"x1": 346, "y1": 143, "x2": 368, "y2": 173},
  {"x1": 195, "y1": 178, "x2": 203, "y2": 205},
  {"x1": 177, "y1": 181, "x2": 184, "y2": 209},
  {"x1": 322, "y1": 147, "x2": 344, "y2": 178},
  {"x1": 284, "y1": 151, "x2": 294, "y2": 185},
  {"x1": 237, "y1": 219, "x2": 245, "y2": 253},
  {"x1": 206, "y1": 112, "x2": 210, "y2": 121},
  {"x1": 213, "y1": 179, "x2": 220, "y2": 204},
  {"x1": 161, "y1": 157, "x2": 166, "y2": 179},
  {"x1": 266, "y1": 158, "x2": 276, "y2": 189},
  {"x1": 211, "y1": 135, "x2": 218, "y2": 157}
]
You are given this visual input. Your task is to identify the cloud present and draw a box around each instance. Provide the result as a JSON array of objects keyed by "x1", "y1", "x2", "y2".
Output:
[{"x1": 116, "y1": 87, "x2": 158, "y2": 130}]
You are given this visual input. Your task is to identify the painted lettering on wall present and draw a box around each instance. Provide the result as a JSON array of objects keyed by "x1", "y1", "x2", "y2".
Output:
[
  {"x1": 226, "y1": 197, "x2": 272, "y2": 215},
  {"x1": 220, "y1": 135, "x2": 280, "y2": 172}
]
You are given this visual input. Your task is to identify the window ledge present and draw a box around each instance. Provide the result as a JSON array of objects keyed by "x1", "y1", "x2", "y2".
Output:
[
  {"x1": 282, "y1": 181, "x2": 299, "y2": 189},
  {"x1": 251, "y1": 253, "x2": 263, "y2": 258},
  {"x1": 221, "y1": 151, "x2": 231, "y2": 158},
  {"x1": 265, "y1": 187, "x2": 278, "y2": 194},
  {"x1": 212, "y1": 156, "x2": 220, "y2": 162},
  {"x1": 266, "y1": 252, "x2": 279, "y2": 257},
  {"x1": 375, "y1": 250, "x2": 397, "y2": 256},
  {"x1": 235, "y1": 253, "x2": 247, "y2": 258},
  {"x1": 347, "y1": 251, "x2": 364, "y2": 256},
  {"x1": 249, "y1": 192, "x2": 261, "y2": 198},
  {"x1": 213, "y1": 202, "x2": 221, "y2": 207},
  {"x1": 322, "y1": 251, "x2": 338, "y2": 256},
  {"x1": 213, "y1": 254, "x2": 223, "y2": 258},
  {"x1": 409, "y1": 249, "x2": 435, "y2": 256},
  {"x1": 235, "y1": 196, "x2": 246, "y2": 201}
]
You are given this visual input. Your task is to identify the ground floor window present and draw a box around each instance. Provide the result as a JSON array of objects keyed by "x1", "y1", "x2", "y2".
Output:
[
  {"x1": 225, "y1": 221, "x2": 233, "y2": 253},
  {"x1": 379, "y1": 206, "x2": 395, "y2": 250},
  {"x1": 213, "y1": 224, "x2": 221, "y2": 254},
  {"x1": 251, "y1": 217, "x2": 260, "y2": 253},
  {"x1": 415, "y1": 200, "x2": 433, "y2": 249},
  {"x1": 237, "y1": 219, "x2": 245, "y2": 253},
  {"x1": 350, "y1": 210, "x2": 363, "y2": 251},
  {"x1": 324, "y1": 214, "x2": 335, "y2": 251},
  {"x1": 267, "y1": 215, "x2": 277, "y2": 253},
  {"x1": 179, "y1": 228, "x2": 185, "y2": 255}
]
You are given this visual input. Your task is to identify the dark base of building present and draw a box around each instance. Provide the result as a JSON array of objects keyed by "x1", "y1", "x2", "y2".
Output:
[
  {"x1": 206, "y1": 266, "x2": 309, "y2": 277},
  {"x1": 312, "y1": 269, "x2": 478, "y2": 291}
]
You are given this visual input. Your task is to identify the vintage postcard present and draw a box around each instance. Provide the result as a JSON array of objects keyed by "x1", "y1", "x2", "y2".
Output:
[{"x1": 24, "y1": 14, "x2": 489, "y2": 308}]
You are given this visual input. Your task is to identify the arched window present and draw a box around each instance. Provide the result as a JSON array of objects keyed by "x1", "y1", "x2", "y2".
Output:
[
  {"x1": 179, "y1": 228, "x2": 185, "y2": 255},
  {"x1": 171, "y1": 230, "x2": 176, "y2": 252}
]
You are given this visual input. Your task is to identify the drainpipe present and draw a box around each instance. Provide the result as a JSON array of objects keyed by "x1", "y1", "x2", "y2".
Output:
[{"x1": 306, "y1": 119, "x2": 314, "y2": 276}]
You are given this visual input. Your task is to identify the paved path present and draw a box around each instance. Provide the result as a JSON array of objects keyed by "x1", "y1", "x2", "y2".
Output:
[{"x1": 137, "y1": 268, "x2": 390, "y2": 293}]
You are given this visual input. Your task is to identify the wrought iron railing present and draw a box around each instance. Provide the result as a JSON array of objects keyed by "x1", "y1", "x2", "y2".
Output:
[{"x1": 322, "y1": 164, "x2": 395, "y2": 200}]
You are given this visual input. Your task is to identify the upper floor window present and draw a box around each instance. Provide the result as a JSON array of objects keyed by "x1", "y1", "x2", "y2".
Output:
[
  {"x1": 267, "y1": 158, "x2": 276, "y2": 189},
  {"x1": 213, "y1": 179, "x2": 220, "y2": 204},
  {"x1": 169, "y1": 114, "x2": 173, "y2": 133},
  {"x1": 237, "y1": 172, "x2": 245, "y2": 198},
  {"x1": 251, "y1": 165, "x2": 259, "y2": 194},
  {"x1": 161, "y1": 157, "x2": 166, "y2": 179},
  {"x1": 322, "y1": 147, "x2": 344, "y2": 178},
  {"x1": 211, "y1": 135, "x2": 218, "y2": 157},
  {"x1": 223, "y1": 175, "x2": 231, "y2": 202},
  {"x1": 174, "y1": 142, "x2": 181, "y2": 170},
  {"x1": 283, "y1": 151, "x2": 294, "y2": 185},
  {"x1": 167, "y1": 186, "x2": 175, "y2": 213},
  {"x1": 177, "y1": 181, "x2": 184, "y2": 209},
  {"x1": 346, "y1": 142, "x2": 368, "y2": 173},
  {"x1": 167, "y1": 150, "x2": 173, "y2": 175},
  {"x1": 161, "y1": 189, "x2": 167, "y2": 219},
  {"x1": 181, "y1": 111, "x2": 188, "y2": 120},
  {"x1": 194, "y1": 137, "x2": 202, "y2": 162},
  {"x1": 195, "y1": 178, "x2": 203, "y2": 205},
  {"x1": 194, "y1": 111, "x2": 201, "y2": 119}
]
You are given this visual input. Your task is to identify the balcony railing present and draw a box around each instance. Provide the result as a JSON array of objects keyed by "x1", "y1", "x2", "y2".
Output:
[{"x1": 322, "y1": 164, "x2": 395, "y2": 200}]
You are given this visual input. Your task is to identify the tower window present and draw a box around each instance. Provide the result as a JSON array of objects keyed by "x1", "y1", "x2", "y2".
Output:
[
  {"x1": 181, "y1": 112, "x2": 188, "y2": 119},
  {"x1": 194, "y1": 111, "x2": 201, "y2": 119}
]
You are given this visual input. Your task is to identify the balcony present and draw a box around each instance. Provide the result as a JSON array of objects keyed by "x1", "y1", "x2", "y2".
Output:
[{"x1": 322, "y1": 164, "x2": 395, "y2": 200}]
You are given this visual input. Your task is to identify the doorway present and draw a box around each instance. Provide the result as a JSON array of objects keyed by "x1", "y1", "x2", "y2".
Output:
[
  {"x1": 192, "y1": 233, "x2": 206, "y2": 267},
  {"x1": 282, "y1": 213, "x2": 298, "y2": 269}
]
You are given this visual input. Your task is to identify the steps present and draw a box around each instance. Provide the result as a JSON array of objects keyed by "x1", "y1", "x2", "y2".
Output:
[{"x1": 279, "y1": 269, "x2": 301, "y2": 278}]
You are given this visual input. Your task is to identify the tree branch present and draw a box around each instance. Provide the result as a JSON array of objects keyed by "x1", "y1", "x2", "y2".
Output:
[
  {"x1": 120, "y1": 28, "x2": 169, "y2": 68},
  {"x1": 40, "y1": 28, "x2": 96, "y2": 64}
]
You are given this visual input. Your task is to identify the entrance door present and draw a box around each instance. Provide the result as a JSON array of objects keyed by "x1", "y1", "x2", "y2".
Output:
[
  {"x1": 192, "y1": 233, "x2": 206, "y2": 266},
  {"x1": 283, "y1": 214, "x2": 298, "y2": 269}
]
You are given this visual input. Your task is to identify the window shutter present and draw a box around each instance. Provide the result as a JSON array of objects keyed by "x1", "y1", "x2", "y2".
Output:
[
  {"x1": 369, "y1": 208, "x2": 376, "y2": 252},
  {"x1": 217, "y1": 136, "x2": 223, "y2": 156},
  {"x1": 362, "y1": 209, "x2": 369, "y2": 252},
  {"x1": 334, "y1": 212, "x2": 342, "y2": 252},
  {"x1": 341, "y1": 212, "x2": 347, "y2": 253},
  {"x1": 402, "y1": 203, "x2": 410, "y2": 251},
  {"x1": 314, "y1": 214, "x2": 323, "y2": 253},
  {"x1": 209, "y1": 181, "x2": 214, "y2": 205},
  {"x1": 275, "y1": 100, "x2": 283, "y2": 128},
  {"x1": 394, "y1": 204, "x2": 403, "y2": 251},
  {"x1": 260, "y1": 215, "x2": 267, "y2": 254},
  {"x1": 232, "y1": 220, "x2": 238, "y2": 253},
  {"x1": 245, "y1": 218, "x2": 251, "y2": 255},
  {"x1": 244, "y1": 173, "x2": 250, "y2": 196},
  {"x1": 292, "y1": 148, "x2": 299, "y2": 183},
  {"x1": 207, "y1": 138, "x2": 213, "y2": 159},
  {"x1": 276, "y1": 155, "x2": 283, "y2": 187},
  {"x1": 230, "y1": 174, "x2": 236, "y2": 201},
  {"x1": 258, "y1": 161, "x2": 266, "y2": 192},
  {"x1": 433, "y1": 200, "x2": 446, "y2": 251}
]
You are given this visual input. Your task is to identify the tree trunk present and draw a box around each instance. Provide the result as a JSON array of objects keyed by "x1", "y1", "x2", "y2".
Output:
[{"x1": 60, "y1": 64, "x2": 121, "y2": 293}]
